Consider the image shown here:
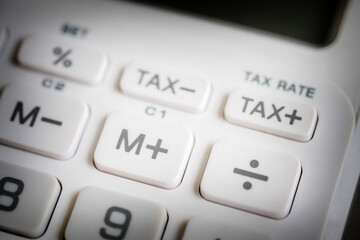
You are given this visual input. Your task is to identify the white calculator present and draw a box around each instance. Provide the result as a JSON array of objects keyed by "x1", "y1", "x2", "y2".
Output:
[{"x1": 0, "y1": 0, "x2": 360, "y2": 239}]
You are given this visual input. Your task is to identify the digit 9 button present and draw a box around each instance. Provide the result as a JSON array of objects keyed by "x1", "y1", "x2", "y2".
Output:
[{"x1": 65, "y1": 186, "x2": 167, "y2": 240}]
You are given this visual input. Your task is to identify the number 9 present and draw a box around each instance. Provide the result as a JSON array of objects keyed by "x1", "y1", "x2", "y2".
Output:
[{"x1": 99, "y1": 206, "x2": 132, "y2": 240}]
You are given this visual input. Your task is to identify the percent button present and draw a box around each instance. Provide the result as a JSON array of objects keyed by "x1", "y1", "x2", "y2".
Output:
[
  {"x1": 53, "y1": 47, "x2": 72, "y2": 67},
  {"x1": 18, "y1": 35, "x2": 108, "y2": 85}
]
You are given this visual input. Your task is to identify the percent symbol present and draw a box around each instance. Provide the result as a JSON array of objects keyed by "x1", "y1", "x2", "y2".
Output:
[
  {"x1": 53, "y1": 47, "x2": 72, "y2": 67},
  {"x1": 233, "y1": 159, "x2": 269, "y2": 190}
]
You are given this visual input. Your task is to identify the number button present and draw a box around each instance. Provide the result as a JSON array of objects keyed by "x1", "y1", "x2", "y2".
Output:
[
  {"x1": 100, "y1": 207, "x2": 132, "y2": 239},
  {"x1": 0, "y1": 161, "x2": 60, "y2": 238},
  {"x1": 0, "y1": 177, "x2": 24, "y2": 212},
  {"x1": 65, "y1": 186, "x2": 167, "y2": 240}
]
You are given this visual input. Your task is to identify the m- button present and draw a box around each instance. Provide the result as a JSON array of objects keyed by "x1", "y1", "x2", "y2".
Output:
[
  {"x1": 94, "y1": 111, "x2": 194, "y2": 189},
  {"x1": 224, "y1": 88, "x2": 317, "y2": 142},
  {"x1": 0, "y1": 83, "x2": 89, "y2": 159}
]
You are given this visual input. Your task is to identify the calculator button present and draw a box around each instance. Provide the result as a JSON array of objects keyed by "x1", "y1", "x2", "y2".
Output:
[
  {"x1": 94, "y1": 111, "x2": 194, "y2": 189},
  {"x1": 200, "y1": 139, "x2": 301, "y2": 219},
  {"x1": 0, "y1": 161, "x2": 60, "y2": 238},
  {"x1": 120, "y1": 62, "x2": 211, "y2": 113},
  {"x1": 224, "y1": 88, "x2": 317, "y2": 142},
  {"x1": 0, "y1": 83, "x2": 89, "y2": 160},
  {"x1": 65, "y1": 186, "x2": 167, "y2": 240},
  {"x1": 182, "y1": 217, "x2": 271, "y2": 240},
  {"x1": 17, "y1": 35, "x2": 108, "y2": 85}
]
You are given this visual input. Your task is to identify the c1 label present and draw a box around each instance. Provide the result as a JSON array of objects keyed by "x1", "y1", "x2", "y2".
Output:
[{"x1": 145, "y1": 106, "x2": 166, "y2": 119}]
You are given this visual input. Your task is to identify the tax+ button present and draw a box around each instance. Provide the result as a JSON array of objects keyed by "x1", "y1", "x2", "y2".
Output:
[{"x1": 224, "y1": 88, "x2": 317, "y2": 142}]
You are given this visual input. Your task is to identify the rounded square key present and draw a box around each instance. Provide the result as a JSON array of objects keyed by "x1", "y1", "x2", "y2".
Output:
[
  {"x1": 200, "y1": 139, "x2": 301, "y2": 219},
  {"x1": 0, "y1": 83, "x2": 89, "y2": 160},
  {"x1": 224, "y1": 88, "x2": 317, "y2": 142},
  {"x1": 94, "y1": 111, "x2": 194, "y2": 189},
  {"x1": 65, "y1": 186, "x2": 167, "y2": 240},
  {"x1": 17, "y1": 35, "x2": 108, "y2": 85},
  {"x1": 120, "y1": 62, "x2": 212, "y2": 113},
  {"x1": 182, "y1": 217, "x2": 271, "y2": 240},
  {"x1": 0, "y1": 161, "x2": 60, "y2": 238}
]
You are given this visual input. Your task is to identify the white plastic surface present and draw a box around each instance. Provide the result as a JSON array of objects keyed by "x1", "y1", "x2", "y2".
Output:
[
  {"x1": 224, "y1": 88, "x2": 317, "y2": 142},
  {"x1": 0, "y1": 161, "x2": 60, "y2": 238},
  {"x1": 0, "y1": 0, "x2": 358, "y2": 240},
  {"x1": 201, "y1": 139, "x2": 301, "y2": 219},
  {"x1": 94, "y1": 110, "x2": 194, "y2": 189},
  {"x1": 120, "y1": 62, "x2": 212, "y2": 113},
  {"x1": 0, "y1": 83, "x2": 89, "y2": 160},
  {"x1": 18, "y1": 35, "x2": 108, "y2": 85},
  {"x1": 182, "y1": 217, "x2": 271, "y2": 240},
  {"x1": 65, "y1": 186, "x2": 167, "y2": 240}
]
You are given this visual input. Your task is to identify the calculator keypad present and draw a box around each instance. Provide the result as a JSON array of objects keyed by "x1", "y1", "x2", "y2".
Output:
[
  {"x1": 0, "y1": 5, "x2": 356, "y2": 237},
  {"x1": 0, "y1": 161, "x2": 60, "y2": 238}
]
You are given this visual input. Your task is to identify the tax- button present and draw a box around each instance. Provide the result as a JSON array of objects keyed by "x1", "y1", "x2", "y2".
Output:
[
  {"x1": 120, "y1": 63, "x2": 212, "y2": 113},
  {"x1": 0, "y1": 161, "x2": 60, "y2": 238},
  {"x1": 0, "y1": 83, "x2": 89, "y2": 159},
  {"x1": 94, "y1": 111, "x2": 194, "y2": 189},
  {"x1": 17, "y1": 35, "x2": 108, "y2": 85},
  {"x1": 201, "y1": 139, "x2": 301, "y2": 219},
  {"x1": 65, "y1": 186, "x2": 167, "y2": 240},
  {"x1": 224, "y1": 88, "x2": 317, "y2": 142}
]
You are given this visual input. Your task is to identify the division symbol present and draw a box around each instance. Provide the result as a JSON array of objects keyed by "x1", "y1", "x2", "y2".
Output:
[{"x1": 233, "y1": 159, "x2": 269, "y2": 190}]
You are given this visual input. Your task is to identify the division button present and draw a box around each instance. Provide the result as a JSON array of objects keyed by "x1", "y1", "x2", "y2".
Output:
[
  {"x1": 65, "y1": 186, "x2": 167, "y2": 240},
  {"x1": 17, "y1": 35, "x2": 108, "y2": 85},
  {"x1": 94, "y1": 111, "x2": 194, "y2": 189},
  {"x1": 224, "y1": 88, "x2": 317, "y2": 142},
  {"x1": 0, "y1": 83, "x2": 89, "y2": 160},
  {"x1": 0, "y1": 161, "x2": 60, "y2": 238},
  {"x1": 200, "y1": 139, "x2": 301, "y2": 219},
  {"x1": 120, "y1": 62, "x2": 212, "y2": 113}
]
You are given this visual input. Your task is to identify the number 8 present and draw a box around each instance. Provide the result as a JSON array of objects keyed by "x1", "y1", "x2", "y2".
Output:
[{"x1": 0, "y1": 177, "x2": 24, "y2": 211}]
